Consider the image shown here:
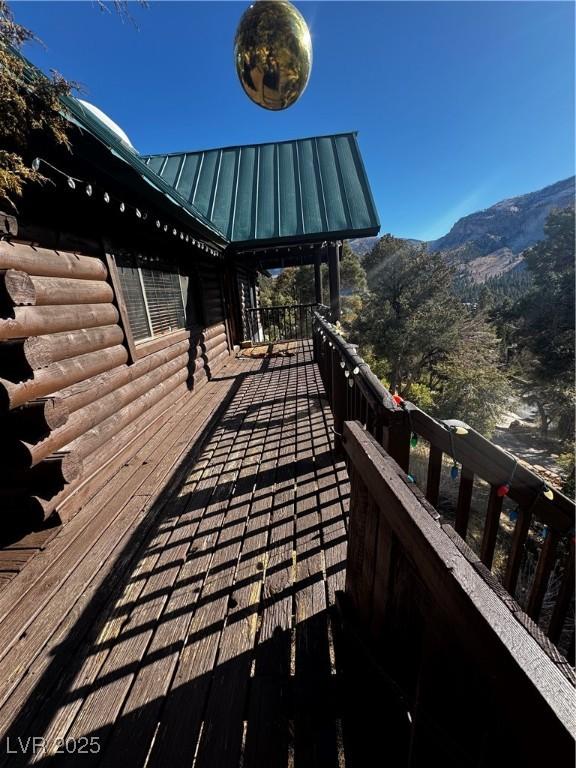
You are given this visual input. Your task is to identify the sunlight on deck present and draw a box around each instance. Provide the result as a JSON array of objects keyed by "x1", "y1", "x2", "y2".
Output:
[{"x1": 0, "y1": 342, "x2": 351, "y2": 767}]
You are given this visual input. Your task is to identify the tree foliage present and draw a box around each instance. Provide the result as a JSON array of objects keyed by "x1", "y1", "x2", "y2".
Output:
[
  {"x1": 516, "y1": 208, "x2": 575, "y2": 380},
  {"x1": 0, "y1": 1, "x2": 74, "y2": 209},
  {"x1": 510, "y1": 208, "x2": 575, "y2": 439},
  {"x1": 258, "y1": 243, "x2": 367, "y2": 325},
  {"x1": 431, "y1": 313, "x2": 510, "y2": 433},
  {"x1": 354, "y1": 236, "x2": 461, "y2": 393},
  {"x1": 352, "y1": 235, "x2": 510, "y2": 434},
  {"x1": 0, "y1": 0, "x2": 144, "y2": 210}
]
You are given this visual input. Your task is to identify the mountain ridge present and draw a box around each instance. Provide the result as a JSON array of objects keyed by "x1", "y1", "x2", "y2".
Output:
[{"x1": 349, "y1": 176, "x2": 575, "y2": 282}]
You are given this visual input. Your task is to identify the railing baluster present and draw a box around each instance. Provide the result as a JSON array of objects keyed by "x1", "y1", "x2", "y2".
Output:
[
  {"x1": 359, "y1": 392, "x2": 367, "y2": 427},
  {"x1": 480, "y1": 486, "x2": 504, "y2": 568},
  {"x1": 527, "y1": 528, "x2": 560, "y2": 622},
  {"x1": 347, "y1": 371, "x2": 355, "y2": 423},
  {"x1": 350, "y1": 379, "x2": 356, "y2": 419},
  {"x1": 355, "y1": 382, "x2": 362, "y2": 420},
  {"x1": 364, "y1": 402, "x2": 375, "y2": 435},
  {"x1": 548, "y1": 539, "x2": 575, "y2": 643},
  {"x1": 454, "y1": 466, "x2": 474, "y2": 538},
  {"x1": 367, "y1": 409, "x2": 381, "y2": 441},
  {"x1": 503, "y1": 507, "x2": 532, "y2": 594},
  {"x1": 426, "y1": 445, "x2": 443, "y2": 507}
]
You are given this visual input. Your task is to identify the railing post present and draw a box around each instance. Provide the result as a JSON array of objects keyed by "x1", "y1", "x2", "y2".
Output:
[
  {"x1": 328, "y1": 241, "x2": 341, "y2": 323},
  {"x1": 383, "y1": 410, "x2": 411, "y2": 473},
  {"x1": 314, "y1": 253, "x2": 323, "y2": 305},
  {"x1": 312, "y1": 319, "x2": 319, "y2": 362},
  {"x1": 325, "y1": 337, "x2": 333, "y2": 403},
  {"x1": 331, "y1": 344, "x2": 347, "y2": 456}
]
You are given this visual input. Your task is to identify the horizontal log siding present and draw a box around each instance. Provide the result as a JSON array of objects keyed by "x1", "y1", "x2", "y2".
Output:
[{"x1": 0, "y1": 241, "x2": 230, "y2": 523}]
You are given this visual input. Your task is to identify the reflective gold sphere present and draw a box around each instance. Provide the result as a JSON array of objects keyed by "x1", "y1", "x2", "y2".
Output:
[{"x1": 234, "y1": 1, "x2": 312, "y2": 111}]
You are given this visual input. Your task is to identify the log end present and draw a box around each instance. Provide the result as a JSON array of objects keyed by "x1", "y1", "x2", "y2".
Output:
[
  {"x1": 47, "y1": 451, "x2": 83, "y2": 485},
  {"x1": 4, "y1": 269, "x2": 36, "y2": 306},
  {"x1": 43, "y1": 398, "x2": 70, "y2": 430},
  {"x1": 22, "y1": 336, "x2": 53, "y2": 369},
  {"x1": 0, "y1": 212, "x2": 18, "y2": 237}
]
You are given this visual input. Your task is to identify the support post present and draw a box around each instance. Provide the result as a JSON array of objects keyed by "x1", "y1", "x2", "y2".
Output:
[
  {"x1": 314, "y1": 252, "x2": 323, "y2": 305},
  {"x1": 328, "y1": 241, "x2": 341, "y2": 323}
]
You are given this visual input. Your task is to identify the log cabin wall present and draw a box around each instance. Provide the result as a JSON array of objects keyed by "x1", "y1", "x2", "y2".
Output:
[{"x1": 0, "y1": 231, "x2": 231, "y2": 530}]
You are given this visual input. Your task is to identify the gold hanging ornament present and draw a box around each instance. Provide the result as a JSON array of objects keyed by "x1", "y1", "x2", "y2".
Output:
[{"x1": 234, "y1": 1, "x2": 312, "y2": 111}]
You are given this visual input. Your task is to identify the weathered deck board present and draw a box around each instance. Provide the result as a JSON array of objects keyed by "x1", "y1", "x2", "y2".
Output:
[
  {"x1": 0, "y1": 357, "x2": 251, "y2": 750},
  {"x1": 0, "y1": 364, "x2": 245, "y2": 720},
  {"x1": 293, "y1": 357, "x2": 339, "y2": 768},
  {"x1": 244, "y1": 351, "x2": 299, "y2": 768},
  {"x1": 0, "y1": 342, "x2": 352, "y2": 767}
]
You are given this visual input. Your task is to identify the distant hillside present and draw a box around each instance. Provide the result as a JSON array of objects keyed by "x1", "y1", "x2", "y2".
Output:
[
  {"x1": 428, "y1": 176, "x2": 575, "y2": 282},
  {"x1": 349, "y1": 176, "x2": 575, "y2": 283},
  {"x1": 347, "y1": 236, "x2": 379, "y2": 257},
  {"x1": 348, "y1": 235, "x2": 421, "y2": 257}
]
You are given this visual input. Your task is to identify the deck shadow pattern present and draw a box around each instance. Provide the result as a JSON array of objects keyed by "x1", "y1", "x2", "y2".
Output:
[{"x1": 0, "y1": 342, "x2": 408, "y2": 767}]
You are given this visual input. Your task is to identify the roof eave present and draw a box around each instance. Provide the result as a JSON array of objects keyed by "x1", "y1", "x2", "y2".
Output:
[
  {"x1": 61, "y1": 95, "x2": 229, "y2": 247},
  {"x1": 230, "y1": 225, "x2": 381, "y2": 253}
]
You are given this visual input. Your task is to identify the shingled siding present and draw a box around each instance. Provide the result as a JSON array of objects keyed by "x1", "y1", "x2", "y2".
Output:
[{"x1": 0, "y1": 239, "x2": 230, "y2": 527}]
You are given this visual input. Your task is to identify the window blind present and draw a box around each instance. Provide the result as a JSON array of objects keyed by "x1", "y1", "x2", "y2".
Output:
[
  {"x1": 141, "y1": 268, "x2": 186, "y2": 336},
  {"x1": 116, "y1": 262, "x2": 151, "y2": 341},
  {"x1": 115, "y1": 256, "x2": 188, "y2": 344}
]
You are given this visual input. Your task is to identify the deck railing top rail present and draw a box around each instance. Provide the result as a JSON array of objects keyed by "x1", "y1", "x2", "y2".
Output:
[
  {"x1": 244, "y1": 302, "x2": 328, "y2": 343},
  {"x1": 251, "y1": 302, "x2": 323, "y2": 311},
  {"x1": 313, "y1": 311, "x2": 575, "y2": 658}
]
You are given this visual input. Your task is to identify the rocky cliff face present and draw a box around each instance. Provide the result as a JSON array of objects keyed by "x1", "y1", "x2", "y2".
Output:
[
  {"x1": 347, "y1": 235, "x2": 380, "y2": 257},
  {"x1": 427, "y1": 176, "x2": 575, "y2": 281},
  {"x1": 349, "y1": 176, "x2": 575, "y2": 283},
  {"x1": 348, "y1": 235, "x2": 421, "y2": 257}
]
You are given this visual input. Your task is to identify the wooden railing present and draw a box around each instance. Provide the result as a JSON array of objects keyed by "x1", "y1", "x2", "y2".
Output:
[
  {"x1": 245, "y1": 303, "x2": 328, "y2": 343},
  {"x1": 313, "y1": 312, "x2": 575, "y2": 656},
  {"x1": 339, "y1": 421, "x2": 575, "y2": 765}
]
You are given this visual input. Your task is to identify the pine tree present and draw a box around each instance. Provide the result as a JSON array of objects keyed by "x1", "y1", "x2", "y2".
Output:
[
  {"x1": 512, "y1": 208, "x2": 575, "y2": 439},
  {"x1": 353, "y1": 237, "x2": 461, "y2": 394},
  {"x1": 352, "y1": 235, "x2": 511, "y2": 434}
]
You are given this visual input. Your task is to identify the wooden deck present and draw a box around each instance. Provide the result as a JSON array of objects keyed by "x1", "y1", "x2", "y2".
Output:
[{"x1": 0, "y1": 341, "x2": 354, "y2": 767}]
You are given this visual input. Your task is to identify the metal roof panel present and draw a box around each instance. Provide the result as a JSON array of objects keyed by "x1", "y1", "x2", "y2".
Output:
[{"x1": 232, "y1": 146, "x2": 257, "y2": 242}]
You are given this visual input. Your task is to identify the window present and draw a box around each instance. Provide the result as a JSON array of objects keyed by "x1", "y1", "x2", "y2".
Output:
[
  {"x1": 112, "y1": 254, "x2": 188, "y2": 344},
  {"x1": 140, "y1": 268, "x2": 186, "y2": 338},
  {"x1": 115, "y1": 261, "x2": 151, "y2": 342}
]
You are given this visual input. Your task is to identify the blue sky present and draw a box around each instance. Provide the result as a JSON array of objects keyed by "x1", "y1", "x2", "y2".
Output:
[{"x1": 14, "y1": 1, "x2": 575, "y2": 240}]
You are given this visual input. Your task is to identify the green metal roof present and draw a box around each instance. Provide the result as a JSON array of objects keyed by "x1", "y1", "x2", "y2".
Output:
[
  {"x1": 142, "y1": 133, "x2": 380, "y2": 246},
  {"x1": 17, "y1": 50, "x2": 379, "y2": 250}
]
